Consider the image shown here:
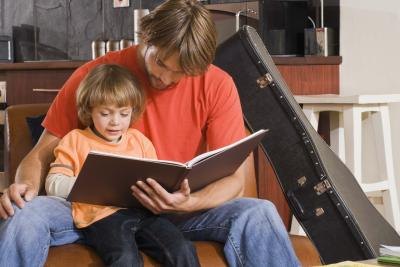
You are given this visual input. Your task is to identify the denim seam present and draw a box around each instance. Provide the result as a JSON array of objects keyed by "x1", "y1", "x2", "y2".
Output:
[
  {"x1": 19, "y1": 207, "x2": 51, "y2": 267},
  {"x1": 140, "y1": 227, "x2": 173, "y2": 264},
  {"x1": 227, "y1": 233, "x2": 244, "y2": 267},
  {"x1": 262, "y1": 209, "x2": 299, "y2": 266},
  {"x1": 179, "y1": 225, "x2": 229, "y2": 234},
  {"x1": 37, "y1": 238, "x2": 50, "y2": 267},
  {"x1": 179, "y1": 225, "x2": 246, "y2": 266},
  {"x1": 131, "y1": 228, "x2": 143, "y2": 267},
  {"x1": 49, "y1": 228, "x2": 79, "y2": 235}
]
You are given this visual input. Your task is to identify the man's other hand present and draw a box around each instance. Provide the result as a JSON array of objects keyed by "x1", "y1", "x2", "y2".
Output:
[
  {"x1": 131, "y1": 178, "x2": 191, "y2": 214},
  {"x1": 0, "y1": 183, "x2": 38, "y2": 219}
]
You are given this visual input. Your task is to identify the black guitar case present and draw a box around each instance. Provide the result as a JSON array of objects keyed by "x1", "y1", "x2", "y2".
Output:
[{"x1": 214, "y1": 25, "x2": 400, "y2": 264}]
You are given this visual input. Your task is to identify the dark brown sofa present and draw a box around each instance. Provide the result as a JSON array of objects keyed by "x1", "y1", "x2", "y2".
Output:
[{"x1": 4, "y1": 103, "x2": 321, "y2": 266}]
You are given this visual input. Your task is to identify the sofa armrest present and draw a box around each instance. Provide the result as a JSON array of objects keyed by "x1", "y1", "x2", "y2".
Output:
[{"x1": 4, "y1": 103, "x2": 50, "y2": 187}]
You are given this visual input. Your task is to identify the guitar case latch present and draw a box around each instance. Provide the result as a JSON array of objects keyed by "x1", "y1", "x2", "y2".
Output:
[
  {"x1": 256, "y1": 73, "x2": 274, "y2": 88},
  {"x1": 314, "y1": 179, "x2": 332, "y2": 195}
]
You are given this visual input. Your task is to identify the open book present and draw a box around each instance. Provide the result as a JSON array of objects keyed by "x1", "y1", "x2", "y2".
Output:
[
  {"x1": 67, "y1": 129, "x2": 268, "y2": 208},
  {"x1": 380, "y1": 245, "x2": 400, "y2": 257},
  {"x1": 377, "y1": 245, "x2": 400, "y2": 265}
]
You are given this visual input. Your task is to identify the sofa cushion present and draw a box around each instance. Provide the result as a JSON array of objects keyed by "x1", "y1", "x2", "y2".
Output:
[
  {"x1": 25, "y1": 114, "x2": 45, "y2": 144},
  {"x1": 45, "y1": 241, "x2": 227, "y2": 267},
  {"x1": 45, "y1": 236, "x2": 320, "y2": 266}
]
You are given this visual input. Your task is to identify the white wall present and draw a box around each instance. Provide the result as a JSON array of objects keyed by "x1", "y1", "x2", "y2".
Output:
[{"x1": 340, "y1": 0, "x2": 400, "y2": 223}]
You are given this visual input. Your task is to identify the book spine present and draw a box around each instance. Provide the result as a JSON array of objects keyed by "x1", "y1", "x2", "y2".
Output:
[{"x1": 172, "y1": 168, "x2": 191, "y2": 191}]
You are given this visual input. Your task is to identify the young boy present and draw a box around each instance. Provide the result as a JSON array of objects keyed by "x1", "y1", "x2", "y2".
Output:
[{"x1": 45, "y1": 64, "x2": 199, "y2": 267}]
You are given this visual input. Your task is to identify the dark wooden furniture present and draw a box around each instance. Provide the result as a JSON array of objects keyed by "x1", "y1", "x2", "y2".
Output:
[
  {"x1": 275, "y1": 56, "x2": 341, "y2": 95},
  {"x1": 0, "y1": 61, "x2": 85, "y2": 105},
  {"x1": 0, "y1": 57, "x2": 340, "y2": 104}
]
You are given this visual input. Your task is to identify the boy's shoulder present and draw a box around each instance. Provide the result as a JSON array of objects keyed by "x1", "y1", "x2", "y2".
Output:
[
  {"x1": 126, "y1": 128, "x2": 154, "y2": 146},
  {"x1": 126, "y1": 128, "x2": 149, "y2": 141},
  {"x1": 61, "y1": 128, "x2": 90, "y2": 141}
]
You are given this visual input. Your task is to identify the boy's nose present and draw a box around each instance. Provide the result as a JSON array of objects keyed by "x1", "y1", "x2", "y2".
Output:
[{"x1": 110, "y1": 116, "x2": 119, "y2": 125}]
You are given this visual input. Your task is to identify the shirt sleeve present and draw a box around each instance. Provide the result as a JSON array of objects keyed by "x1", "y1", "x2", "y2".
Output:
[
  {"x1": 206, "y1": 74, "x2": 246, "y2": 151},
  {"x1": 48, "y1": 132, "x2": 79, "y2": 177},
  {"x1": 143, "y1": 139, "x2": 158, "y2": 160},
  {"x1": 46, "y1": 132, "x2": 80, "y2": 197},
  {"x1": 45, "y1": 173, "x2": 76, "y2": 198}
]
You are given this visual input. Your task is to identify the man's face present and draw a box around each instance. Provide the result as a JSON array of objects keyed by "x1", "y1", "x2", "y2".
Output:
[{"x1": 143, "y1": 46, "x2": 185, "y2": 90}]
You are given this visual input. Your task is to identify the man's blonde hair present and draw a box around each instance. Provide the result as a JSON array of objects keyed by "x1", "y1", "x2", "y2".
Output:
[
  {"x1": 139, "y1": 0, "x2": 216, "y2": 75},
  {"x1": 76, "y1": 64, "x2": 145, "y2": 126}
]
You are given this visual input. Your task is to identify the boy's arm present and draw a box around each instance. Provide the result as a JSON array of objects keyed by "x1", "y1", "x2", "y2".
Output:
[
  {"x1": 45, "y1": 131, "x2": 79, "y2": 198},
  {"x1": 45, "y1": 173, "x2": 76, "y2": 198},
  {"x1": 0, "y1": 130, "x2": 60, "y2": 219}
]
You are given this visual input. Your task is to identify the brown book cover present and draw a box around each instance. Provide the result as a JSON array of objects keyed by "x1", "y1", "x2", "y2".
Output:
[{"x1": 67, "y1": 129, "x2": 268, "y2": 208}]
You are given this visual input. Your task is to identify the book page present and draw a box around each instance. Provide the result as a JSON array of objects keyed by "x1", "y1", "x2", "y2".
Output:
[
  {"x1": 90, "y1": 150, "x2": 187, "y2": 167},
  {"x1": 185, "y1": 129, "x2": 268, "y2": 167},
  {"x1": 380, "y1": 245, "x2": 400, "y2": 257}
]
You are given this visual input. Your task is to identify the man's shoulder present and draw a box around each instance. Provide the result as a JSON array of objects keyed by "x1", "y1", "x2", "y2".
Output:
[
  {"x1": 81, "y1": 46, "x2": 138, "y2": 70},
  {"x1": 205, "y1": 64, "x2": 231, "y2": 80},
  {"x1": 197, "y1": 64, "x2": 235, "y2": 93},
  {"x1": 103, "y1": 46, "x2": 137, "y2": 63}
]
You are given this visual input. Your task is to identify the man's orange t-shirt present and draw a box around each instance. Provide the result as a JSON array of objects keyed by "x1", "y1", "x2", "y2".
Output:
[{"x1": 43, "y1": 46, "x2": 245, "y2": 162}]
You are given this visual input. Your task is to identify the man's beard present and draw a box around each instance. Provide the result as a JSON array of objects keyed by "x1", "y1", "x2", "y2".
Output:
[{"x1": 148, "y1": 73, "x2": 167, "y2": 90}]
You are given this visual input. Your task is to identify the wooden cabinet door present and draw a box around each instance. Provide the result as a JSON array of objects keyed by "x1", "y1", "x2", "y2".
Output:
[{"x1": 5, "y1": 69, "x2": 74, "y2": 105}]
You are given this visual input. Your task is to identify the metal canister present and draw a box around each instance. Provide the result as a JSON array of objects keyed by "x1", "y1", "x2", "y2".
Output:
[
  {"x1": 106, "y1": 40, "x2": 120, "y2": 53},
  {"x1": 134, "y1": 9, "x2": 150, "y2": 44},
  {"x1": 120, "y1": 39, "x2": 134, "y2": 49},
  {"x1": 91, "y1": 40, "x2": 106, "y2": 59}
]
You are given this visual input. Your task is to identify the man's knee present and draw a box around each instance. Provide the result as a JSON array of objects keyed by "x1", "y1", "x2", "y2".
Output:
[
  {"x1": 225, "y1": 198, "x2": 284, "y2": 228},
  {"x1": 228, "y1": 198, "x2": 278, "y2": 216},
  {"x1": 0, "y1": 195, "x2": 71, "y2": 237},
  {"x1": 4, "y1": 196, "x2": 54, "y2": 221}
]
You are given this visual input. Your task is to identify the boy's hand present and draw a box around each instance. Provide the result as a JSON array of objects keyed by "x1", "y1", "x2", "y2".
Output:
[
  {"x1": 0, "y1": 183, "x2": 38, "y2": 219},
  {"x1": 131, "y1": 178, "x2": 191, "y2": 214}
]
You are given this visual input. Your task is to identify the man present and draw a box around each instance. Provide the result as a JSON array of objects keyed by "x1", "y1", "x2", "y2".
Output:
[{"x1": 0, "y1": 0, "x2": 300, "y2": 266}]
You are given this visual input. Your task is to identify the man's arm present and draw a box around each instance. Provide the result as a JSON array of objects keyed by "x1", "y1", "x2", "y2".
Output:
[
  {"x1": 131, "y1": 157, "x2": 248, "y2": 214},
  {"x1": 0, "y1": 130, "x2": 60, "y2": 219},
  {"x1": 186, "y1": 158, "x2": 247, "y2": 210}
]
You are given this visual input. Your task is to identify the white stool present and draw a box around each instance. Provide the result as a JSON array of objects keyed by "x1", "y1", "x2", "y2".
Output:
[{"x1": 292, "y1": 94, "x2": 400, "y2": 233}]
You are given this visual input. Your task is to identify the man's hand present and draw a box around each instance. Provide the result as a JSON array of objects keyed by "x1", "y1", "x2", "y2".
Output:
[
  {"x1": 131, "y1": 178, "x2": 191, "y2": 214},
  {"x1": 0, "y1": 183, "x2": 38, "y2": 219}
]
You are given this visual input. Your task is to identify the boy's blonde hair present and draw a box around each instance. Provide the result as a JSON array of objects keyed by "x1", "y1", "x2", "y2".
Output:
[
  {"x1": 139, "y1": 0, "x2": 216, "y2": 76},
  {"x1": 76, "y1": 64, "x2": 145, "y2": 126}
]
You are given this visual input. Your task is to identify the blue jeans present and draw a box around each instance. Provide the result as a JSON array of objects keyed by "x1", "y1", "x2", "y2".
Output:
[
  {"x1": 0, "y1": 196, "x2": 300, "y2": 267},
  {"x1": 84, "y1": 208, "x2": 199, "y2": 267}
]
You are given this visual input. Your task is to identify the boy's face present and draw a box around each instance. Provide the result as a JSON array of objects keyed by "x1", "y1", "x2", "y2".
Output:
[
  {"x1": 143, "y1": 46, "x2": 185, "y2": 90},
  {"x1": 91, "y1": 104, "x2": 132, "y2": 142}
]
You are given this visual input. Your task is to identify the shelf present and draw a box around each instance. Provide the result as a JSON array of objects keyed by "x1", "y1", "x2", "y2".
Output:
[{"x1": 0, "y1": 61, "x2": 86, "y2": 70}]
